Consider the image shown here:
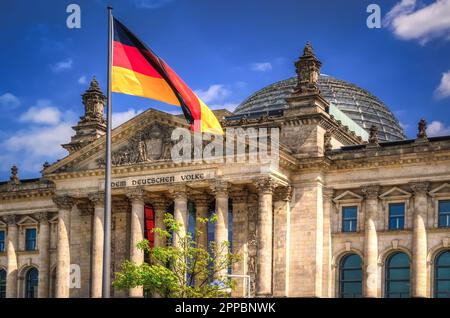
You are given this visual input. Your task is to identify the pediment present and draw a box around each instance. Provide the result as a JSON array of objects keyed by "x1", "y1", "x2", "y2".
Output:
[
  {"x1": 333, "y1": 190, "x2": 363, "y2": 203},
  {"x1": 43, "y1": 108, "x2": 190, "y2": 174},
  {"x1": 0, "y1": 220, "x2": 6, "y2": 227},
  {"x1": 379, "y1": 187, "x2": 411, "y2": 199},
  {"x1": 430, "y1": 183, "x2": 450, "y2": 197},
  {"x1": 17, "y1": 216, "x2": 38, "y2": 226}
]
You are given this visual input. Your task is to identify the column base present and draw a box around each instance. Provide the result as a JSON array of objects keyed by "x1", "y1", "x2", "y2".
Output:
[{"x1": 255, "y1": 292, "x2": 273, "y2": 298}]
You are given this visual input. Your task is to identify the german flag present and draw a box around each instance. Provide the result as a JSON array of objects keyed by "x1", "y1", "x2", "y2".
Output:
[{"x1": 112, "y1": 18, "x2": 223, "y2": 135}]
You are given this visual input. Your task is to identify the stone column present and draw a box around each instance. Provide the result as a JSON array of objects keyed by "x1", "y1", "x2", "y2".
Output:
[
  {"x1": 4, "y1": 215, "x2": 18, "y2": 298},
  {"x1": 172, "y1": 185, "x2": 188, "y2": 247},
  {"x1": 88, "y1": 192, "x2": 104, "y2": 298},
  {"x1": 213, "y1": 181, "x2": 229, "y2": 279},
  {"x1": 362, "y1": 185, "x2": 380, "y2": 298},
  {"x1": 126, "y1": 187, "x2": 145, "y2": 298},
  {"x1": 37, "y1": 212, "x2": 50, "y2": 298},
  {"x1": 272, "y1": 186, "x2": 292, "y2": 297},
  {"x1": 410, "y1": 182, "x2": 429, "y2": 298},
  {"x1": 53, "y1": 195, "x2": 75, "y2": 298},
  {"x1": 149, "y1": 195, "x2": 169, "y2": 248},
  {"x1": 230, "y1": 187, "x2": 249, "y2": 297},
  {"x1": 192, "y1": 194, "x2": 210, "y2": 250},
  {"x1": 255, "y1": 177, "x2": 275, "y2": 297}
]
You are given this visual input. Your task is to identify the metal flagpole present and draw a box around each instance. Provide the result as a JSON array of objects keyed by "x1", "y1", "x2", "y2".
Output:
[{"x1": 102, "y1": 5, "x2": 113, "y2": 298}]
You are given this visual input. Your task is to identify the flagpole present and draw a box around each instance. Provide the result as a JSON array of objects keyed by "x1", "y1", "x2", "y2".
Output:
[{"x1": 102, "y1": 5, "x2": 113, "y2": 298}]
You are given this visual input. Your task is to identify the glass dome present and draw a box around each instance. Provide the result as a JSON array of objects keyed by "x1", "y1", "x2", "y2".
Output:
[{"x1": 234, "y1": 75, "x2": 406, "y2": 142}]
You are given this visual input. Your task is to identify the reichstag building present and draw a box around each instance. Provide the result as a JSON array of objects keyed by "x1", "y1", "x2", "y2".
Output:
[{"x1": 1, "y1": 43, "x2": 450, "y2": 298}]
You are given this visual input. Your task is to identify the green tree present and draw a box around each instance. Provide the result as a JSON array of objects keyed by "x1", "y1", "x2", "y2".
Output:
[{"x1": 113, "y1": 213, "x2": 240, "y2": 298}]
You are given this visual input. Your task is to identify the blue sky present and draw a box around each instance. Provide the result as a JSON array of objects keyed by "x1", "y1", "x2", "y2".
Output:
[{"x1": 0, "y1": 0, "x2": 450, "y2": 180}]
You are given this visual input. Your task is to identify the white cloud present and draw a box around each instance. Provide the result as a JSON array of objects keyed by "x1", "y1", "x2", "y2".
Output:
[
  {"x1": 195, "y1": 85, "x2": 231, "y2": 103},
  {"x1": 112, "y1": 109, "x2": 143, "y2": 128},
  {"x1": 435, "y1": 70, "x2": 450, "y2": 99},
  {"x1": 78, "y1": 76, "x2": 87, "y2": 85},
  {"x1": 0, "y1": 93, "x2": 20, "y2": 109},
  {"x1": 251, "y1": 62, "x2": 273, "y2": 72},
  {"x1": 134, "y1": 0, "x2": 173, "y2": 9},
  {"x1": 51, "y1": 59, "x2": 73, "y2": 72},
  {"x1": 209, "y1": 103, "x2": 238, "y2": 112},
  {"x1": 384, "y1": 0, "x2": 450, "y2": 44},
  {"x1": 19, "y1": 100, "x2": 62, "y2": 125},
  {"x1": 427, "y1": 120, "x2": 450, "y2": 136}
]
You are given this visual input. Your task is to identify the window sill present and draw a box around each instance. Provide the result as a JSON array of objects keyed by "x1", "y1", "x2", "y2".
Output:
[{"x1": 17, "y1": 250, "x2": 40, "y2": 255}]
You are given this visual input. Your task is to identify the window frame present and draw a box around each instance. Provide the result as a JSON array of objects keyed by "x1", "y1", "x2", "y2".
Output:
[
  {"x1": 384, "y1": 252, "x2": 411, "y2": 298},
  {"x1": 0, "y1": 230, "x2": 5, "y2": 253},
  {"x1": 341, "y1": 206, "x2": 358, "y2": 233},
  {"x1": 388, "y1": 202, "x2": 406, "y2": 231},
  {"x1": 25, "y1": 267, "x2": 39, "y2": 298},
  {"x1": 338, "y1": 253, "x2": 363, "y2": 298},
  {"x1": 0, "y1": 268, "x2": 6, "y2": 298},
  {"x1": 434, "y1": 250, "x2": 450, "y2": 298},
  {"x1": 25, "y1": 228, "x2": 37, "y2": 251},
  {"x1": 332, "y1": 191, "x2": 364, "y2": 234},
  {"x1": 438, "y1": 200, "x2": 450, "y2": 228}
]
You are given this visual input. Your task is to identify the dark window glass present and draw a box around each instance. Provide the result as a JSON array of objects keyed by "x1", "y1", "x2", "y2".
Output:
[
  {"x1": 438, "y1": 201, "x2": 450, "y2": 228},
  {"x1": 25, "y1": 228, "x2": 37, "y2": 251},
  {"x1": 342, "y1": 206, "x2": 357, "y2": 232},
  {"x1": 25, "y1": 267, "x2": 38, "y2": 298},
  {"x1": 0, "y1": 231, "x2": 5, "y2": 252},
  {"x1": 385, "y1": 252, "x2": 410, "y2": 298},
  {"x1": 339, "y1": 254, "x2": 363, "y2": 298},
  {"x1": 0, "y1": 269, "x2": 6, "y2": 298},
  {"x1": 389, "y1": 203, "x2": 405, "y2": 230},
  {"x1": 435, "y1": 250, "x2": 450, "y2": 298}
]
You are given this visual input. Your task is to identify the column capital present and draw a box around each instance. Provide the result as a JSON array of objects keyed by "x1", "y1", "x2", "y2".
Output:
[
  {"x1": 410, "y1": 181, "x2": 430, "y2": 195},
  {"x1": 169, "y1": 184, "x2": 188, "y2": 200},
  {"x1": 88, "y1": 191, "x2": 105, "y2": 205},
  {"x1": 322, "y1": 187, "x2": 335, "y2": 199},
  {"x1": 191, "y1": 192, "x2": 210, "y2": 208},
  {"x1": 127, "y1": 187, "x2": 145, "y2": 203},
  {"x1": 274, "y1": 185, "x2": 292, "y2": 202},
  {"x1": 2, "y1": 214, "x2": 17, "y2": 226},
  {"x1": 77, "y1": 201, "x2": 94, "y2": 216},
  {"x1": 36, "y1": 212, "x2": 49, "y2": 223},
  {"x1": 52, "y1": 195, "x2": 76, "y2": 210},
  {"x1": 255, "y1": 177, "x2": 276, "y2": 194},
  {"x1": 361, "y1": 185, "x2": 380, "y2": 200},
  {"x1": 230, "y1": 186, "x2": 249, "y2": 204},
  {"x1": 148, "y1": 194, "x2": 170, "y2": 211},
  {"x1": 211, "y1": 180, "x2": 229, "y2": 197}
]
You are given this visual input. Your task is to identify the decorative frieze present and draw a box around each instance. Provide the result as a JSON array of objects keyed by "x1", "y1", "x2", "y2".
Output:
[
  {"x1": 410, "y1": 182, "x2": 430, "y2": 195},
  {"x1": 361, "y1": 185, "x2": 380, "y2": 200}
]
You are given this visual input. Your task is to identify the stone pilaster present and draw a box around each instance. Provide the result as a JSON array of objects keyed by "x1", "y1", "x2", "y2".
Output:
[
  {"x1": 212, "y1": 181, "x2": 229, "y2": 279},
  {"x1": 191, "y1": 194, "x2": 210, "y2": 250},
  {"x1": 171, "y1": 185, "x2": 188, "y2": 247},
  {"x1": 230, "y1": 187, "x2": 249, "y2": 297},
  {"x1": 88, "y1": 191, "x2": 104, "y2": 298},
  {"x1": 361, "y1": 185, "x2": 380, "y2": 298},
  {"x1": 126, "y1": 187, "x2": 145, "y2": 297},
  {"x1": 322, "y1": 187, "x2": 334, "y2": 298},
  {"x1": 272, "y1": 185, "x2": 292, "y2": 297},
  {"x1": 255, "y1": 177, "x2": 275, "y2": 297},
  {"x1": 53, "y1": 195, "x2": 76, "y2": 298},
  {"x1": 37, "y1": 212, "x2": 50, "y2": 298},
  {"x1": 4, "y1": 215, "x2": 18, "y2": 298},
  {"x1": 148, "y1": 195, "x2": 170, "y2": 248},
  {"x1": 410, "y1": 182, "x2": 429, "y2": 298}
]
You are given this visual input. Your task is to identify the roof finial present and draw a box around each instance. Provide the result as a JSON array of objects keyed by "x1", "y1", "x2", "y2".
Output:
[
  {"x1": 417, "y1": 118, "x2": 427, "y2": 139},
  {"x1": 294, "y1": 41, "x2": 322, "y2": 95},
  {"x1": 9, "y1": 165, "x2": 20, "y2": 184},
  {"x1": 368, "y1": 125, "x2": 379, "y2": 145}
]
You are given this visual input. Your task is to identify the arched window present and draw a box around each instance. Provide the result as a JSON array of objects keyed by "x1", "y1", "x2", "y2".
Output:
[
  {"x1": 434, "y1": 250, "x2": 450, "y2": 298},
  {"x1": 339, "y1": 254, "x2": 363, "y2": 298},
  {"x1": 0, "y1": 269, "x2": 6, "y2": 298},
  {"x1": 25, "y1": 267, "x2": 39, "y2": 298},
  {"x1": 385, "y1": 252, "x2": 410, "y2": 298}
]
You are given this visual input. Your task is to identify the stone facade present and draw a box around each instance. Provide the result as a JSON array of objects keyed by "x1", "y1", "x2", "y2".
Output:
[{"x1": 1, "y1": 45, "x2": 450, "y2": 298}]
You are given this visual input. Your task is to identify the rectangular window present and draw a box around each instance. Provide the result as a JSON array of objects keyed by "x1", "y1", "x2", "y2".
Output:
[
  {"x1": 25, "y1": 228, "x2": 37, "y2": 251},
  {"x1": 342, "y1": 206, "x2": 358, "y2": 232},
  {"x1": 0, "y1": 231, "x2": 5, "y2": 252},
  {"x1": 439, "y1": 200, "x2": 450, "y2": 228},
  {"x1": 389, "y1": 203, "x2": 405, "y2": 230}
]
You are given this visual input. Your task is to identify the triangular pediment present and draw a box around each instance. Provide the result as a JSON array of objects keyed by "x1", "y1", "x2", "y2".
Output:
[
  {"x1": 333, "y1": 190, "x2": 363, "y2": 203},
  {"x1": 0, "y1": 219, "x2": 6, "y2": 227},
  {"x1": 380, "y1": 187, "x2": 411, "y2": 199},
  {"x1": 17, "y1": 216, "x2": 38, "y2": 226},
  {"x1": 430, "y1": 183, "x2": 450, "y2": 197},
  {"x1": 43, "y1": 108, "x2": 192, "y2": 175}
]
